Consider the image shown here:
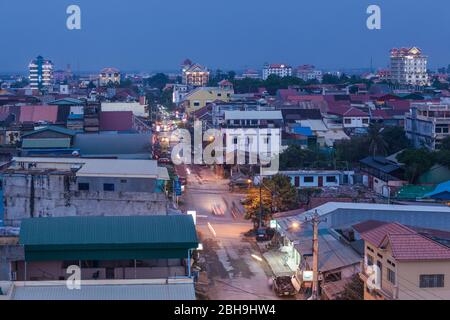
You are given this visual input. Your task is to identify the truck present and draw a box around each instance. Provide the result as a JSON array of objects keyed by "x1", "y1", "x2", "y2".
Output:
[{"x1": 272, "y1": 275, "x2": 298, "y2": 297}]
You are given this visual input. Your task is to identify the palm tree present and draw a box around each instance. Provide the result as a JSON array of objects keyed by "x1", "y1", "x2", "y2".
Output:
[{"x1": 367, "y1": 123, "x2": 388, "y2": 157}]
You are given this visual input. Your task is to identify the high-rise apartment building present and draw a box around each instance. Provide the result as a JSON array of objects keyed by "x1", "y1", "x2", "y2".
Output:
[
  {"x1": 262, "y1": 64, "x2": 292, "y2": 80},
  {"x1": 29, "y1": 55, "x2": 54, "y2": 90},
  {"x1": 389, "y1": 47, "x2": 429, "y2": 86}
]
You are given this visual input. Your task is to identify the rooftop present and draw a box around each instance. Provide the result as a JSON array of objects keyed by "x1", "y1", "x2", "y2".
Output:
[
  {"x1": 3, "y1": 279, "x2": 195, "y2": 300},
  {"x1": 10, "y1": 157, "x2": 169, "y2": 180},
  {"x1": 224, "y1": 110, "x2": 282, "y2": 120}
]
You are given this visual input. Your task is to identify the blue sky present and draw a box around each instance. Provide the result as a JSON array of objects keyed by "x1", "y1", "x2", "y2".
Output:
[{"x1": 0, "y1": 0, "x2": 449, "y2": 72}]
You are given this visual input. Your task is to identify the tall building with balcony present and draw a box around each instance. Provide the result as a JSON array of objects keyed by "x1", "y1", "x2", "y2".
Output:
[
  {"x1": 99, "y1": 67, "x2": 121, "y2": 86},
  {"x1": 389, "y1": 47, "x2": 429, "y2": 86},
  {"x1": 182, "y1": 59, "x2": 209, "y2": 87},
  {"x1": 405, "y1": 102, "x2": 450, "y2": 149},
  {"x1": 296, "y1": 65, "x2": 323, "y2": 82},
  {"x1": 262, "y1": 64, "x2": 292, "y2": 80},
  {"x1": 28, "y1": 56, "x2": 54, "y2": 90}
]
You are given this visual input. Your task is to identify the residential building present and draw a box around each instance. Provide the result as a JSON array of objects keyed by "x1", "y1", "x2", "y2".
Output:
[
  {"x1": 241, "y1": 69, "x2": 260, "y2": 79},
  {"x1": 28, "y1": 56, "x2": 54, "y2": 91},
  {"x1": 182, "y1": 83, "x2": 234, "y2": 115},
  {"x1": 405, "y1": 102, "x2": 450, "y2": 149},
  {"x1": 389, "y1": 47, "x2": 429, "y2": 86},
  {"x1": 8, "y1": 215, "x2": 197, "y2": 282},
  {"x1": 359, "y1": 156, "x2": 406, "y2": 196},
  {"x1": 358, "y1": 222, "x2": 450, "y2": 300},
  {"x1": 273, "y1": 216, "x2": 361, "y2": 294},
  {"x1": 291, "y1": 202, "x2": 450, "y2": 232},
  {"x1": 279, "y1": 170, "x2": 355, "y2": 189},
  {"x1": 182, "y1": 60, "x2": 209, "y2": 87},
  {"x1": 20, "y1": 126, "x2": 78, "y2": 157},
  {"x1": 101, "y1": 102, "x2": 149, "y2": 118},
  {"x1": 172, "y1": 84, "x2": 189, "y2": 104},
  {"x1": 262, "y1": 64, "x2": 292, "y2": 80},
  {"x1": 2, "y1": 157, "x2": 170, "y2": 226},
  {"x1": 99, "y1": 67, "x2": 121, "y2": 86},
  {"x1": 296, "y1": 65, "x2": 323, "y2": 83},
  {"x1": 327, "y1": 106, "x2": 370, "y2": 129}
]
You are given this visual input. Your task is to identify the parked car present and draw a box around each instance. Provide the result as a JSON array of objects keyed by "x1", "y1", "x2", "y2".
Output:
[
  {"x1": 158, "y1": 158, "x2": 172, "y2": 164},
  {"x1": 256, "y1": 227, "x2": 275, "y2": 242}
]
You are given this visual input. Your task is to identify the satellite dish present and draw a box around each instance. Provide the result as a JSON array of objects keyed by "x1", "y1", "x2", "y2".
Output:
[{"x1": 72, "y1": 150, "x2": 80, "y2": 157}]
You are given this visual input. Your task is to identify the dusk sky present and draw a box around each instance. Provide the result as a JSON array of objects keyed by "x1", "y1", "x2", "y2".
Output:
[{"x1": 1, "y1": 0, "x2": 449, "y2": 73}]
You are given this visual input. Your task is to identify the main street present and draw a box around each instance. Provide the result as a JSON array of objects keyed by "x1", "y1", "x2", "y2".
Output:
[{"x1": 180, "y1": 164, "x2": 283, "y2": 300}]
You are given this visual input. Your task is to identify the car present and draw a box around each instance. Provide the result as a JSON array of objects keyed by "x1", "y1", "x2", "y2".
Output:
[
  {"x1": 272, "y1": 275, "x2": 298, "y2": 297},
  {"x1": 256, "y1": 227, "x2": 275, "y2": 242},
  {"x1": 158, "y1": 158, "x2": 172, "y2": 164}
]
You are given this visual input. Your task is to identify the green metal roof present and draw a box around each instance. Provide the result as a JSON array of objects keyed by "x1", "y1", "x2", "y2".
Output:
[
  {"x1": 395, "y1": 185, "x2": 435, "y2": 200},
  {"x1": 20, "y1": 215, "x2": 198, "y2": 261},
  {"x1": 22, "y1": 126, "x2": 77, "y2": 138},
  {"x1": 22, "y1": 138, "x2": 71, "y2": 149},
  {"x1": 48, "y1": 98, "x2": 84, "y2": 106}
]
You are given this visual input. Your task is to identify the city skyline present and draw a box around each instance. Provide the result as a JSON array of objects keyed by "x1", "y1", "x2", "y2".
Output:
[{"x1": 0, "y1": 0, "x2": 449, "y2": 72}]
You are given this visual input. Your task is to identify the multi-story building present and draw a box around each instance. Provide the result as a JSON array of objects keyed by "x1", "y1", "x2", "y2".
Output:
[
  {"x1": 405, "y1": 102, "x2": 450, "y2": 149},
  {"x1": 358, "y1": 221, "x2": 450, "y2": 300},
  {"x1": 99, "y1": 67, "x2": 121, "y2": 86},
  {"x1": 389, "y1": 47, "x2": 429, "y2": 86},
  {"x1": 181, "y1": 81, "x2": 234, "y2": 114},
  {"x1": 296, "y1": 65, "x2": 323, "y2": 82},
  {"x1": 2, "y1": 157, "x2": 170, "y2": 226},
  {"x1": 182, "y1": 60, "x2": 209, "y2": 87},
  {"x1": 172, "y1": 84, "x2": 189, "y2": 104},
  {"x1": 28, "y1": 56, "x2": 54, "y2": 90},
  {"x1": 262, "y1": 64, "x2": 292, "y2": 80}
]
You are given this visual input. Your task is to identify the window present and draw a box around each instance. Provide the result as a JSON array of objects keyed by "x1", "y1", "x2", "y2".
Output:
[
  {"x1": 193, "y1": 102, "x2": 200, "y2": 107},
  {"x1": 420, "y1": 275, "x2": 444, "y2": 288},
  {"x1": 294, "y1": 176, "x2": 300, "y2": 187},
  {"x1": 303, "y1": 176, "x2": 314, "y2": 183},
  {"x1": 217, "y1": 93, "x2": 222, "y2": 97},
  {"x1": 103, "y1": 183, "x2": 115, "y2": 192},
  {"x1": 326, "y1": 176, "x2": 337, "y2": 183},
  {"x1": 367, "y1": 255, "x2": 374, "y2": 266},
  {"x1": 363, "y1": 118, "x2": 369, "y2": 124},
  {"x1": 78, "y1": 183, "x2": 90, "y2": 191},
  {"x1": 387, "y1": 269, "x2": 396, "y2": 284},
  {"x1": 344, "y1": 118, "x2": 352, "y2": 124},
  {"x1": 120, "y1": 179, "x2": 127, "y2": 184}
]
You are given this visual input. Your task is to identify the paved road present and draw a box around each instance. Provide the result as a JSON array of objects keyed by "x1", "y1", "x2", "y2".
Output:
[{"x1": 180, "y1": 165, "x2": 282, "y2": 300}]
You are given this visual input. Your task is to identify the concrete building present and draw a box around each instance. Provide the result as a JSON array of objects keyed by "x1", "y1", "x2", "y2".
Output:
[
  {"x1": 262, "y1": 64, "x2": 292, "y2": 80},
  {"x1": 8, "y1": 215, "x2": 197, "y2": 282},
  {"x1": 99, "y1": 67, "x2": 121, "y2": 86},
  {"x1": 358, "y1": 221, "x2": 450, "y2": 300},
  {"x1": 296, "y1": 65, "x2": 323, "y2": 82},
  {"x1": 2, "y1": 157, "x2": 170, "y2": 226},
  {"x1": 182, "y1": 83, "x2": 234, "y2": 115},
  {"x1": 28, "y1": 56, "x2": 54, "y2": 91},
  {"x1": 279, "y1": 170, "x2": 355, "y2": 189},
  {"x1": 182, "y1": 61, "x2": 209, "y2": 87},
  {"x1": 405, "y1": 102, "x2": 450, "y2": 150},
  {"x1": 389, "y1": 47, "x2": 429, "y2": 86},
  {"x1": 172, "y1": 84, "x2": 189, "y2": 104}
]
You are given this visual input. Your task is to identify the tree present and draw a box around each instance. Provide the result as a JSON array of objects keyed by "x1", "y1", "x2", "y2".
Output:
[
  {"x1": 381, "y1": 126, "x2": 410, "y2": 154},
  {"x1": 336, "y1": 275, "x2": 364, "y2": 300},
  {"x1": 440, "y1": 136, "x2": 450, "y2": 151},
  {"x1": 145, "y1": 73, "x2": 169, "y2": 90},
  {"x1": 243, "y1": 174, "x2": 299, "y2": 227},
  {"x1": 367, "y1": 123, "x2": 388, "y2": 156},
  {"x1": 397, "y1": 148, "x2": 436, "y2": 183}
]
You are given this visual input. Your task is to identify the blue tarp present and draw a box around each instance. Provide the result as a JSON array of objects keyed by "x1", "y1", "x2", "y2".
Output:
[
  {"x1": 424, "y1": 180, "x2": 450, "y2": 200},
  {"x1": 292, "y1": 126, "x2": 313, "y2": 136}
]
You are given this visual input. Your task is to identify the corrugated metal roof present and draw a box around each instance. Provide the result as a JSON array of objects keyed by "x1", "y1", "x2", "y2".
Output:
[
  {"x1": 224, "y1": 110, "x2": 282, "y2": 120},
  {"x1": 22, "y1": 126, "x2": 77, "y2": 137},
  {"x1": 22, "y1": 138, "x2": 71, "y2": 149},
  {"x1": 20, "y1": 215, "x2": 198, "y2": 247},
  {"x1": 11, "y1": 281, "x2": 196, "y2": 300}
]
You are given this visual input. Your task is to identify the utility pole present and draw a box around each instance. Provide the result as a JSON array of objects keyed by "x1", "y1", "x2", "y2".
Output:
[{"x1": 305, "y1": 210, "x2": 326, "y2": 300}]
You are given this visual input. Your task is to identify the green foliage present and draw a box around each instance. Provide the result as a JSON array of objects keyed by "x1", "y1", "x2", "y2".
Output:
[
  {"x1": 145, "y1": 73, "x2": 170, "y2": 90},
  {"x1": 397, "y1": 148, "x2": 437, "y2": 183},
  {"x1": 243, "y1": 174, "x2": 299, "y2": 226}
]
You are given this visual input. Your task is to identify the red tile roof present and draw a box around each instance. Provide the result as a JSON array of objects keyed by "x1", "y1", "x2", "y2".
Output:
[
  {"x1": 99, "y1": 111, "x2": 133, "y2": 132},
  {"x1": 360, "y1": 222, "x2": 450, "y2": 261},
  {"x1": 19, "y1": 105, "x2": 59, "y2": 123}
]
